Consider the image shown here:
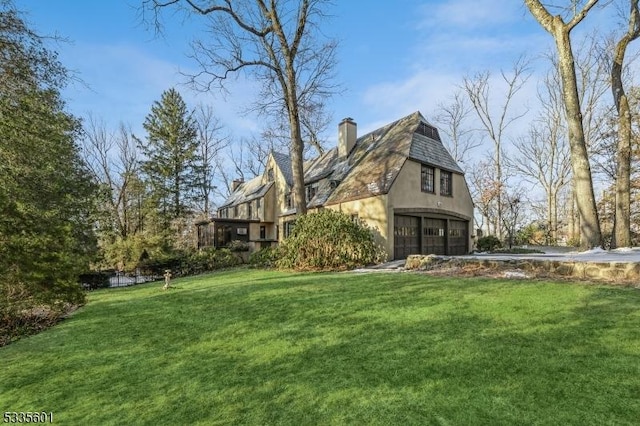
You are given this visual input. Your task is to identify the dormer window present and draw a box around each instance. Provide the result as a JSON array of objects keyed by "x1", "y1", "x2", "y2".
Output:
[
  {"x1": 329, "y1": 180, "x2": 339, "y2": 189},
  {"x1": 416, "y1": 122, "x2": 440, "y2": 141},
  {"x1": 305, "y1": 184, "x2": 317, "y2": 202}
]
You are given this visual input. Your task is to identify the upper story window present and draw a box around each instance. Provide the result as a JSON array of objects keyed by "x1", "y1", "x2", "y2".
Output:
[
  {"x1": 267, "y1": 168, "x2": 274, "y2": 182},
  {"x1": 233, "y1": 205, "x2": 238, "y2": 217},
  {"x1": 256, "y1": 197, "x2": 261, "y2": 212},
  {"x1": 305, "y1": 183, "x2": 317, "y2": 202},
  {"x1": 247, "y1": 202, "x2": 252, "y2": 219},
  {"x1": 285, "y1": 192, "x2": 293, "y2": 209},
  {"x1": 440, "y1": 170, "x2": 452, "y2": 196},
  {"x1": 421, "y1": 165, "x2": 435, "y2": 193}
]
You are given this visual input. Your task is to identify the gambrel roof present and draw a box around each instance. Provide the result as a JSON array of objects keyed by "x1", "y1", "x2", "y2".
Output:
[
  {"x1": 314, "y1": 111, "x2": 463, "y2": 206},
  {"x1": 220, "y1": 111, "x2": 463, "y2": 209}
]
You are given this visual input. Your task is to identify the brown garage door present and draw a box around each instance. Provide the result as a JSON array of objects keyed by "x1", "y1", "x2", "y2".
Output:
[
  {"x1": 423, "y1": 218, "x2": 446, "y2": 255},
  {"x1": 394, "y1": 215, "x2": 420, "y2": 259},
  {"x1": 448, "y1": 220, "x2": 468, "y2": 255}
]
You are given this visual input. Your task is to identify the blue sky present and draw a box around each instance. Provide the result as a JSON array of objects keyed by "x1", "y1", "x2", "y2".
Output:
[{"x1": 18, "y1": 0, "x2": 553, "y2": 145}]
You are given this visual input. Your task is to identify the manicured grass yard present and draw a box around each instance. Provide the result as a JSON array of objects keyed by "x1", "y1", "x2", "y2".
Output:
[{"x1": 2, "y1": 269, "x2": 640, "y2": 425}]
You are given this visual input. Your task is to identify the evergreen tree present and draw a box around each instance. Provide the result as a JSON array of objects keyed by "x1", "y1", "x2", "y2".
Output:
[
  {"x1": 136, "y1": 88, "x2": 199, "y2": 222},
  {"x1": 0, "y1": 1, "x2": 97, "y2": 317}
]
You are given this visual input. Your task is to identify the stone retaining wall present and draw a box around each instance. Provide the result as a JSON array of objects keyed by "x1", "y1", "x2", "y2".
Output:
[{"x1": 405, "y1": 254, "x2": 640, "y2": 283}]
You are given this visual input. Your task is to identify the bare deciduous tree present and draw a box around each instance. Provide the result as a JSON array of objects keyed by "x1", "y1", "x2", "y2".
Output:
[
  {"x1": 524, "y1": 0, "x2": 603, "y2": 248},
  {"x1": 610, "y1": 0, "x2": 640, "y2": 248},
  {"x1": 461, "y1": 56, "x2": 530, "y2": 239},
  {"x1": 193, "y1": 104, "x2": 228, "y2": 216},
  {"x1": 510, "y1": 65, "x2": 572, "y2": 244},
  {"x1": 142, "y1": 0, "x2": 339, "y2": 216},
  {"x1": 83, "y1": 115, "x2": 140, "y2": 239},
  {"x1": 468, "y1": 159, "x2": 501, "y2": 236},
  {"x1": 434, "y1": 91, "x2": 479, "y2": 169}
]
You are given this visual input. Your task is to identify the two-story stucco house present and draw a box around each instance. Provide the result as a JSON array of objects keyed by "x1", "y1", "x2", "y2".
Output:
[{"x1": 197, "y1": 111, "x2": 474, "y2": 260}]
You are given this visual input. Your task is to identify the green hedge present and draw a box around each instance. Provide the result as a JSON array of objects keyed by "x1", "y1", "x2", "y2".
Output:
[
  {"x1": 137, "y1": 248, "x2": 242, "y2": 277},
  {"x1": 476, "y1": 235, "x2": 502, "y2": 252}
]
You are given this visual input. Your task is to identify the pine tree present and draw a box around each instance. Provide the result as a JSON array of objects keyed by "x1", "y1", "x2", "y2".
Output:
[
  {"x1": 136, "y1": 88, "x2": 199, "y2": 222},
  {"x1": 0, "y1": 1, "x2": 97, "y2": 314}
]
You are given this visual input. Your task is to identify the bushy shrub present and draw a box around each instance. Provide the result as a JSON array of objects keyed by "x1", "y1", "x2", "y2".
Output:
[
  {"x1": 476, "y1": 235, "x2": 502, "y2": 252},
  {"x1": 227, "y1": 240, "x2": 250, "y2": 252},
  {"x1": 187, "y1": 248, "x2": 242, "y2": 274},
  {"x1": 137, "y1": 248, "x2": 242, "y2": 277},
  {"x1": 78, "y1": 271, "x2": 111, "y2": 290},
  {"x1": 276, "y1": 209, "x2": 386, "y2": 271},
  {"x1": 517, "y1": 223, "x2": 547, "y2": 245},
  {"x1": 249, "y1": 246, "x2": 279, "y2": 268},
  {"x1": 137, "y1": 251, "x2": 186, "y2": 277},
  {"x1": 1, "y1": 280, "x2": 84, "y2": 347}
]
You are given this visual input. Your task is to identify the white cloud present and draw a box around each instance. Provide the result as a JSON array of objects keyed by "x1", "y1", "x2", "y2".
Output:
[
  {"x1": 60, "y1": 41, "x2": 261, "y2": 138},
  {"x1": 420, "y1": 0, "x2": 524, "y2": 30},
  {"x1": 361, "y1": 70, "x2": 457, "y2": 122}
]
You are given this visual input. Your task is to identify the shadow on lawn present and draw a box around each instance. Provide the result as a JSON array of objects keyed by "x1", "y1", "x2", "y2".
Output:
[
  {"x1": 4, "y1": 273, "x2": 640, "y2": 425},
  {"x1": 151, "y1": 279, "x2": 640, "y2": 425}
]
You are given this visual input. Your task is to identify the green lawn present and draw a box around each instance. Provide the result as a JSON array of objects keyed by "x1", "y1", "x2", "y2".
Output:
[{"x1": 2, "y1": 269, "x2": 639, "y2": 425}]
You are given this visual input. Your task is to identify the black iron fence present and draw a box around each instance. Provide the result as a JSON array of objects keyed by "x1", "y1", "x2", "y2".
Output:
[
  {"x1": 79, "y1": 270, "x2": 161, "y2": 290},
  {"x1": 108, "y1": 271, "x2": 160, "y2": 288}
]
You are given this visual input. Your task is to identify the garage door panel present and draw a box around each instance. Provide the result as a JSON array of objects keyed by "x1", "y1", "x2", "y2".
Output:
[
  {"x1": 395, "y1": 215, "x2": 469, "y2": 258},
  {"x1": 448, "y1": 220, "x2": 468, "y2": 255},
  {"x1": 394, "y1": 215, "x2": 419, "y2": 259},
  {"x1": 422, "y1": 218, "x2": 445, "y2": 255}
]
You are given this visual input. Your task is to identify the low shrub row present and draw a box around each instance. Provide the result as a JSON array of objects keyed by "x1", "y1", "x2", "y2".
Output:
[{"x1": 137, "y1": 248, "x2": 243, "y2": 277}]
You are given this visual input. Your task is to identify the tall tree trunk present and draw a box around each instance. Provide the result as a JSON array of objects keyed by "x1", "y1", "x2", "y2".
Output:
[
  {"x1": 611, "y1": 0, "x2": 640, "y2": 248},
  {"x1": 496, "y1": 152, "x2": 503, "y2": 239},
  {"x1": 525, "y1": 0, "x2": 602, "y2": 249},
  {"x1": 551, "y1": 189, "x2": 559, "y2": 243},
  {"x1": 614, "y1": 92, "x2": 632, "y2": 248},
  {"x1": 553, "y1": 24, "x2": 602, "y2": 248},
  {"x1": 289, "y1": 118, "x2": 307, "y2": 216},
  {"x1": 286, "y1": 75, "x2": 307, "y2": 216}
]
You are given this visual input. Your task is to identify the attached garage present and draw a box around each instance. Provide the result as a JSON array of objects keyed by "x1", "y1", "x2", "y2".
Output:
[
  {"x1": 422, "y1": 218, "x2": 446, "y2": 255},
  {"x1": 393, "y1": 215, "x2": 420, "y2": 259},
  {"x1": 447, "y1": 220, "x2": 468, "y2": 255},
  {"x1": 393, "y1": 213, "x2": 469, "y2": 259}
]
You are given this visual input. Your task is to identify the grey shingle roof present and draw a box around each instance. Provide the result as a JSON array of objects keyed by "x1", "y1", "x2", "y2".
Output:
[
  {"x1": 324, "y1": 111, "x2": 464, "y2": 205},
  {"x1": 221, "y1": 111, "x2": 465, "y2": 210},
  {"x1": 272, "y1": 151, "x2": 293, "y2": 186},
  {"x1": 409, "y1": 133, "x2": 463, "y2": 173},
  {"x1": 219, "y1": 176, "x2": 273, "y2": 208}
]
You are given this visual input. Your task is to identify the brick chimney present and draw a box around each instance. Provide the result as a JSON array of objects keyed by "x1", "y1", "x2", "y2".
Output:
[
  {"x1": 231, "y1": 178, "x2": 244, "y2": 191},
  {"x1": 338, "y1": 117, "x2": 357, "y2": 158}
]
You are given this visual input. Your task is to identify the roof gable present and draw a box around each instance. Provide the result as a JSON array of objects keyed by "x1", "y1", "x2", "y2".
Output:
[
  {"x1": 220, "y1": 176, "x2": 273, "y2": 208},
  {"x1": 219, "y1": 111, "x2": 466, "y2": 210},
  {"x1": 271, "y1": 151, "x2": 293, "y2": 186}
]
